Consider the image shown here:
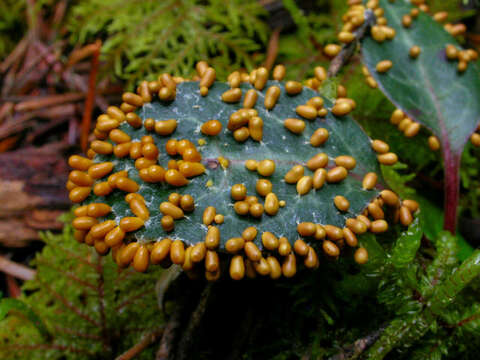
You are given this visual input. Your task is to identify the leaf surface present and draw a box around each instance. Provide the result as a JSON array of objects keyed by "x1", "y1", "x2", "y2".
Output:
[
  {"x1": 361, "y1": 0, "x2": 480, "y2": 156},
  {"x1": 390, "y1": 215, "x2": 422, "y2": 268},
  {"x1": 90, "y1": 81, "x2": 385, "y2": 251}
]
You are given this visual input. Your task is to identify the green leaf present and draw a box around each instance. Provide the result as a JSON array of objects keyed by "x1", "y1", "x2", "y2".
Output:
[
  {"x1": 429, "y1": 248, "x2": 480, "y2": 314},
  {"x1": 358, "y1": 232, "x2": 386, "y2": 271},
  {"x1": 365, "y1": 312, "x2": 431, "y2": 360},
  {"x1": 89, "y1": 81, "x2": 386, "y2": 253},
  {"x1": 361, "y1": 0, "x2": 480, "y2": 232},
  {"x1": 0, "y1": 298, "x2": 50, "y2": 339},
  {"x1": 390, "y1": 214, "x2": 422, "y2": 268},
  {"x1": 418, "y1": 231, "x2": 458, "y2": 299},
  {"x1": 361, "y1": 0, "x2": 480, "y2": 157}
]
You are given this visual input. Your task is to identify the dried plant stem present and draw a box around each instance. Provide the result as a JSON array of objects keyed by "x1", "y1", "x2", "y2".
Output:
[
  {"x1": 80, "y1": 40, "x2": 101, "y2": 152},
  {"x1": 0, "y1": 255, "x2": 36, "y2": 281},
  {"x1": 116, "y1": 328, "x2": 164, "y2": 360},
  {"x1": 15, "y1": 93, "x2": 84, "y2": 112},
  {"x1": 264, "y1": 27, "x2": 282, "y2": 71},
  {"x1": 443, "y1": 150, "x2": 460, "y2": 233}
]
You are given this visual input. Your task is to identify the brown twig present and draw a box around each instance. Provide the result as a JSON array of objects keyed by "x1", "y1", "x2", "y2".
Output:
[
  {"x1": 116, "y1": 328, "x2": 165, "y2": 360},
  {"x1": 0, "y1": 102, "x2": 14, "y2": 124},
  {"x1": 80, "y1": 40, "x2": 101, "y2": 152},
  {"x1": 26, "y1": 110, "x2": 75, "y2": 143},
  {"x1": 8, "y1": 42, "x2": 62, "y2": 95},
  {"x1": 6, "y1": 275, "x2": 21, "y2": 298},
  {"x1": 0, "y1": 255, "x2": 36, "y2": 281},
  {"x1": 1, "y1": 50, "x2": 22, "y2": 97},
  {"x1": 48, "y1": 0, "x2": 68, "y2": 41},
  {"x1": 62, "y1": 71, "x2": 110, "y2": 111},
  {"x1": 0, "y1": 104, "x2": 76, "y2": 139},
  {"x1": 0, "y1": 135, "x2": 20, "y2": 152},
  {"x1": 14, "y1": 93, "x2": 84, "y2": 112},
  {"x1": 68, "y1": 117, "x2": 79, "y2": 145},
  {"x1": 0, "y1": 37, "x2": 29, "y2": 74},
  {"x1": 264, "y1": 27, "x2": 282, "y2": 71},
  {"x1": 67, "y1": 43, "x2": 103, "y2": 69}
]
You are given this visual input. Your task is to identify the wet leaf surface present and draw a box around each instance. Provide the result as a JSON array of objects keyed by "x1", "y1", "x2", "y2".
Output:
[
  {"x1": 361, "y1": 0, "x2": 480, "y2": 156},
  {"x1": 87, "y1": 81, "x2": 385, "y2": 251}
]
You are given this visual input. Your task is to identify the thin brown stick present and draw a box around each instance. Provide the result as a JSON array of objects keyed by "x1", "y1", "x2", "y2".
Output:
[
  {"x1": 116, "y1": 328, "x2": 165, "y2": 360},
  {"x1": 80, "y1": 40, "x2": 101, "y2": 152},
  {"x1": 25, "y1": 111, "x2": 75, "y2": 143},
  {"x1": 0, "y1": 102, "x2": 14, "y2": 124},
  {"x1": 6, "y1": 275, "x2": 21, "y2": 298},
  {"x1": 264, "y1": 27, "x2": 282, "y2": 71},
  {"x1": 0, "y1": 255, "x2": 36, "y2": 281},
  {"x1": 66, "y1": 43, "x2": 103, "y2": 69},
  {"x1": 62, "y1": 71, "x2": 110, "y2": 111},
  {"x1": 0, "y1": 104, "x2": 76, "y2": 139},
  {"x1": 1, "y1": 50, "x2": 22, "y2": 97},
  {"x1": 15, "y1": 93, "x2": 84, "y2": 112},
  {"x1": 49, "y1": 0, "x2": 67, "y2": 41},
  {"x1": 10, "y1": 42, "x2": 62, "y2": 95},
  {"x1": 0, "y1": 135, "x2": 20, "y2": 152},
  {"x1": 0, "y1": 37, "x2": 29, "y2": 74}
]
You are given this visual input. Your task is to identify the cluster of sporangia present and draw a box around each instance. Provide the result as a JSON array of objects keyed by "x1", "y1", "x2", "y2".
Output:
[
  {"x1": 340, "y1": 0, "x2": 480, "y2": 151},
  {"x1": 67, "y1": 6, "x2": 425, "y2": 281}
]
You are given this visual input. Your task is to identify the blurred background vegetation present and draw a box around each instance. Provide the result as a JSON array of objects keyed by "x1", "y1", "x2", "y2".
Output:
[{"x1": 0, "y1": 0, "x2": 480, "y2": 359}]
